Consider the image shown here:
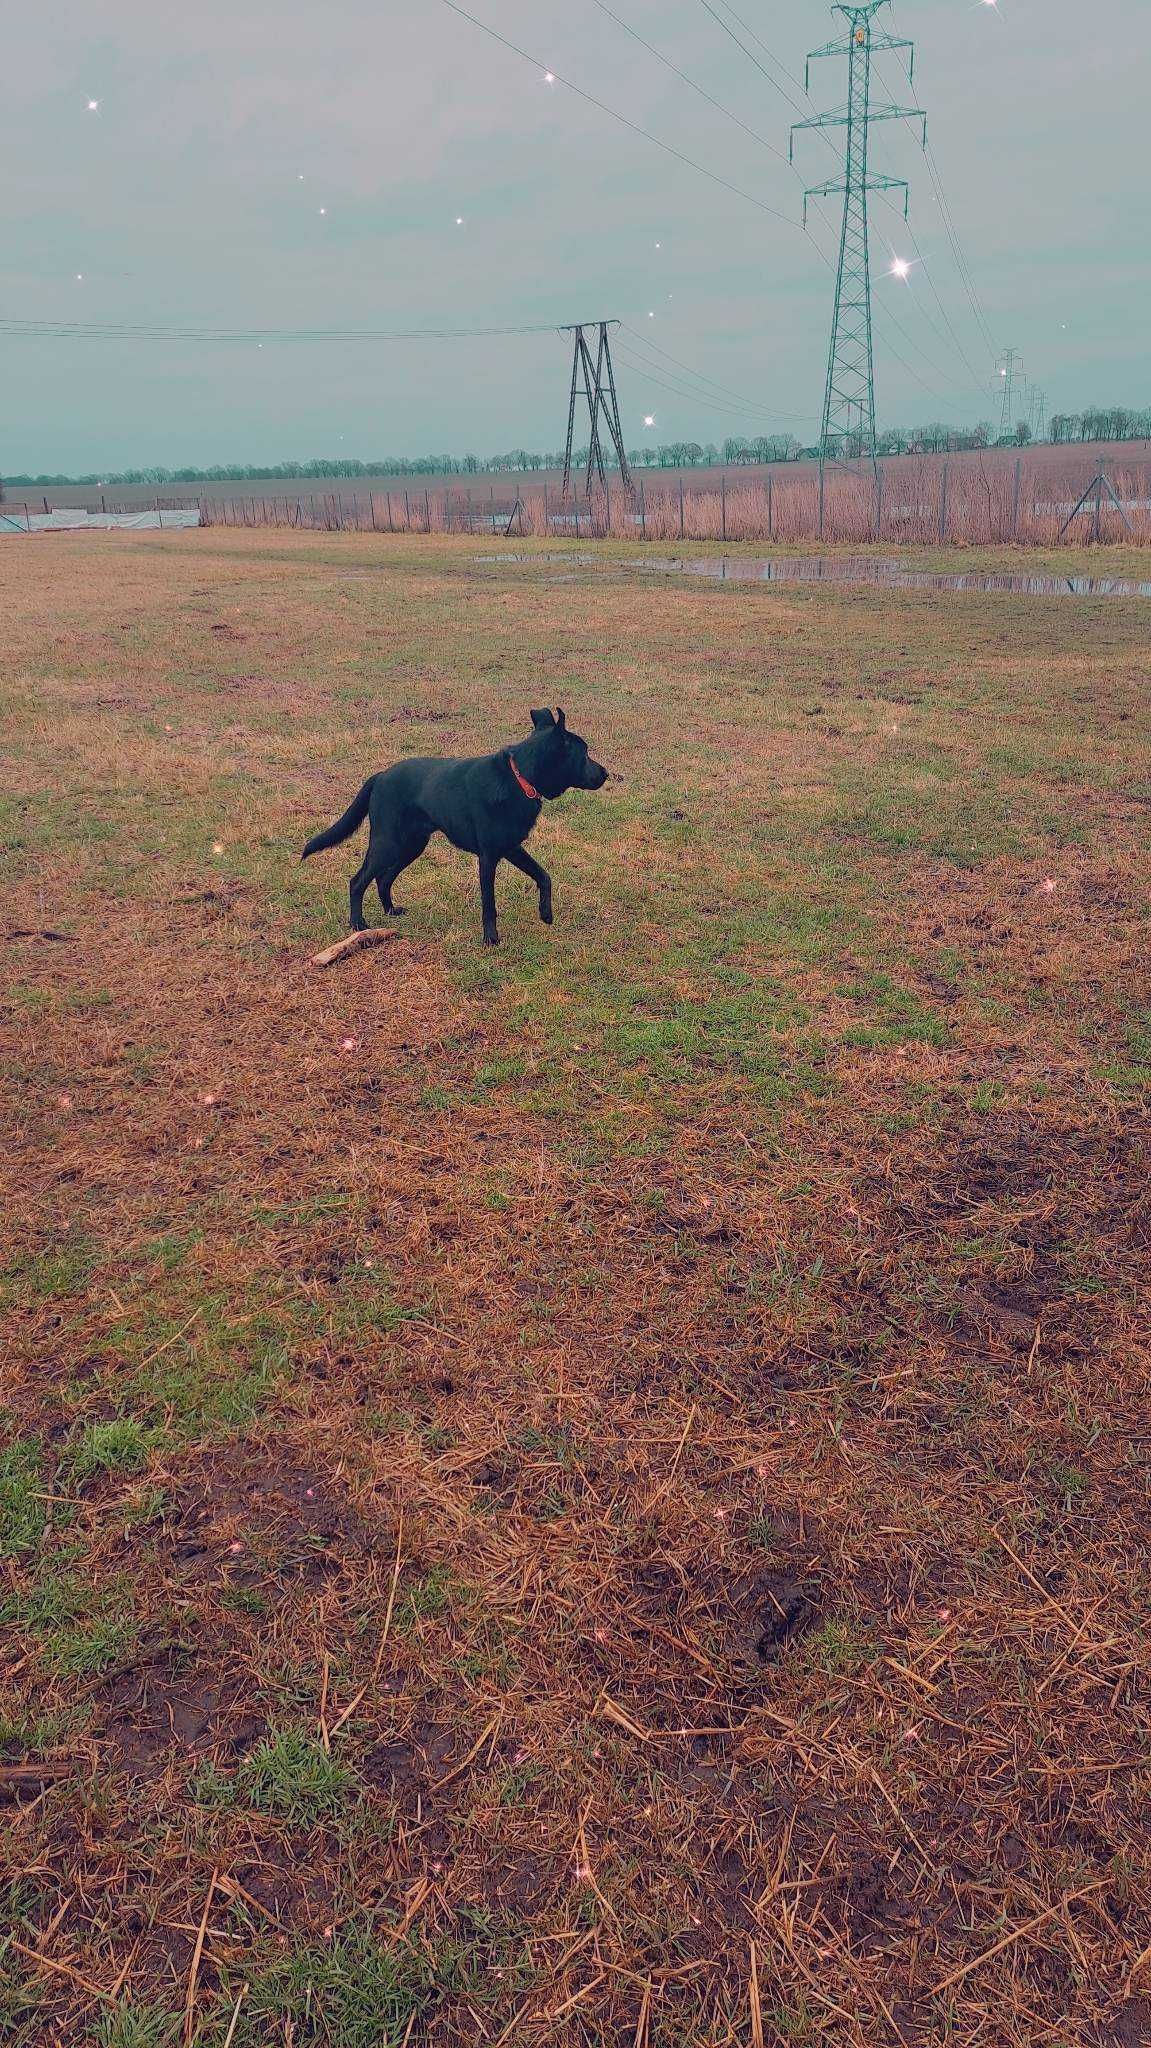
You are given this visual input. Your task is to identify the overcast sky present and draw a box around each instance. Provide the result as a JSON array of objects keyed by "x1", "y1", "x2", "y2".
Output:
[{"x1": 3, "y1": 0, "x2": 1143, "y2": 471}]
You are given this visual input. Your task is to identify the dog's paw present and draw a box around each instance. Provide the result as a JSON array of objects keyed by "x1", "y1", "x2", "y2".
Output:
[
  {"x1": 483, "y1": 932, "x2": 501, "y2": 948},
  {"x1": 386, "y1": 905, "x2": 407, "y2": 917},
  {"x1": 539, "y1": 900, "x2": 553, "y2": 925}
]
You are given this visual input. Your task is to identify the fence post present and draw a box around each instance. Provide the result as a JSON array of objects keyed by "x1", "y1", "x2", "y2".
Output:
[
  {"x1": 938, "y1": 464, "x2": 949, "y2": 544},
  {"x1": 818, "y1": 465, "x2": 825, "y2": 540},
  {"x1": 604, "y1": 473, "x2": 611, "y2": 534},
  {"x1": 541, "y1": 481, "x2": 547, "y2": 534},
  {"x1": 721, "y1": 473, "x2": 727, "y2": 542},
  {"x1": 1012, "y1": 457, "x2": 1022, "y2": 539},
  {"x1": 24, "y1": 502, "x2": 31, "y2": 530},
  {"x1": 873, "y1": 470, "x2": 883, "y2": 541},
  {"x1": 1093, "y1": 471, "x2": 1104, "y2": 544},
  {"x1": 370, "y1": 493, "x2": 378, "y2": 531},
  {"x1": 574, "y1": 499, "x2": 580, "y2": 539},
  {"x1": 639, "y1": 477, "x2": 646, "y2": 541},
  {"x1": 404, "y1": 490, "x2": 411, "y2": 531},
  {"x1": 678, "y1": 476, "x2": 685, "y2": 540},
  {"x1": 767, "y1": 473, "x2": 773, "y2": 540},
  {"x1": 425, "y1": 489, "x2": 431, "y2": 531}
]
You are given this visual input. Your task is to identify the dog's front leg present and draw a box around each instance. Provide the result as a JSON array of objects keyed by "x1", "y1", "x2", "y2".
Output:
[
  {"x1": 478, "y1": 854, "x2": 500, "y2": 946},
  {"x1": 504, "y1": 845, "x2": 552, "y2": 925}
]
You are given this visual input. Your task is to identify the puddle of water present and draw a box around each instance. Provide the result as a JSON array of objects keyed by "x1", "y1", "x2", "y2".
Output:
[{"x1": 478, "y1": 552, "x2": 1151, "y2": 600}]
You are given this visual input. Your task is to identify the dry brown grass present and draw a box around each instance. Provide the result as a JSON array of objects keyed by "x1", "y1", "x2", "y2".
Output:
[
  {"x1": 183, "y1": 448, "x2": 1151, "y2": 548},
  {"x1": 2, "y1": 530, "x2": 1150, "y2": 2046}
]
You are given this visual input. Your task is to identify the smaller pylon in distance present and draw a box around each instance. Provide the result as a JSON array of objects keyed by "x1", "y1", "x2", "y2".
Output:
[{"x1": 560, "y1": 322, "x2": 633, "y2": 496}]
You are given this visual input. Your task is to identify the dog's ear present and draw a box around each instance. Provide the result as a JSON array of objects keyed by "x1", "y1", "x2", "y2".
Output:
[
  {"x1": 530, "y1": 707, "x2": 556, "y2": 730},
  {"x1": 554, "y1": 705, "x2": 567, "y2": 730}
]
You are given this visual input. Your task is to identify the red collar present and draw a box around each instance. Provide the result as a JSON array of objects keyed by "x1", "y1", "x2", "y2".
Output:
[{"x1": 508, "y1": 753, "x2": 542, "y2": 801}]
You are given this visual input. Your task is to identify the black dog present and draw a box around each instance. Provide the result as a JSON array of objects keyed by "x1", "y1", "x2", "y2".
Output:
[{"x1": 301, "y1": 707, "x2": 608, "y2": 946}]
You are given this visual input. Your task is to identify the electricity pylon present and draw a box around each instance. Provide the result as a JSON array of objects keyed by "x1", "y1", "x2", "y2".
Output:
[
  {"x1": 559, "y1": 322, "x2": 633, "y2": 496},
  {"x1": 1028, "y1": 382, "x2": 1047, "y2": 442},
  {"x1": 791, "y1": 1, "x2": 926, "y2": 480},
  {"x1": 995, "y1": 347, "x2": 1023, "y2": 441}
]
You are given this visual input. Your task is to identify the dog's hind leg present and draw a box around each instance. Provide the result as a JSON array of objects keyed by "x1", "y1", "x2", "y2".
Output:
[
  {"x1": 348, "y1": 850, "x2": 381, "y2": 932},
  {"x1": 503, "y1": 846, "x2": 553, "y2": 925},
  {"x1": 478, "y1": 853, "x2": 501, "y2": 946},
  {"x1": 376, "y1": 832, "x2": 430, "y2": 917}
]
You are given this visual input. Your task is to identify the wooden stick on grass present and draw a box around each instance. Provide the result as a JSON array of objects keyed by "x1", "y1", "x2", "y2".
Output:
[
  {"x1": 184, "y1": 1868, "x2": 218, "y2": 2045},
  {"x1": 310, "y1": 927, "x2": 402, "y2": 967},
  {"x1": 930, "y1": 1878, "x2": 1108, "y2": 1998}
]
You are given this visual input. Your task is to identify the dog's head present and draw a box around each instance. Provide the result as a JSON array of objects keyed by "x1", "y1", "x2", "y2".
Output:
[{"x1": 527, "y1": 706, "x2": 609, "y2": 796}]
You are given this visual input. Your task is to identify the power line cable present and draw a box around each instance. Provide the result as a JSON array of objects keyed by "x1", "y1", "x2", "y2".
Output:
[
  {"x1": 707, "y1": 0, "x2": 813, "y2": 103},
  {"x1": 922, "y1": 141, "x2": 999, "y2": 358},
  {"x1": 442, "y1": 0, "x2": 974, "y2": 417},
  {"x1": 695, "y1": 0, "x2": 810, "y2": 121},
  {"x1": 691, "y1": 7, "x2": 988, "y2": 402},
  {"x1": 437, "y1": 0, "x2": 977, "y2": 413},
  {"x1": 0, "y1": 315, "x2": 576, "y2": 343},
  {"x1": 585, "y1": 0, "x2": 792, "y2": 167},
  {"x1": 866, "y1": 56, "x2": 996, "y2": 386},
  {"x1": 584, "y1": 2, "x2": 977, "y2": 407},
  {"x1": 438, "y1": 0, "x2": 797, "y2": 226},
  {"x1": 612, "y1": 343, "x2": 794, "y2": 424},
  {"x1": 6, "y1": 10, "x2": 974, "y2": 423},
  {"x1": 886, "y1": 0, "x2": 999, "y2": 357},
  {"x1": 619, "y1": 323, "x2": 815, "y2": 420},
  {"x1": 695, "y1": 0, "x2": 996, "y2": 396}
]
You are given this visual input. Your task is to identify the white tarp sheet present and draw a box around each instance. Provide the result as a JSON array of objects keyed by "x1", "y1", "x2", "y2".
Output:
[{"x1": 0, "y1": 507, "x2": 200, "y2": 534}]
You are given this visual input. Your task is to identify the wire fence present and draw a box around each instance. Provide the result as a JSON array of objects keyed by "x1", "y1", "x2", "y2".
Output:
[{"x1": 189, "y1": 459, "x2": 1151, "y2": 547}]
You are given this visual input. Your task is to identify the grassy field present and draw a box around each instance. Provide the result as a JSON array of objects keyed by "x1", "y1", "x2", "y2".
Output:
[{"x1": 2, "y1": 530, "x2": 1150, "y2": 2047}]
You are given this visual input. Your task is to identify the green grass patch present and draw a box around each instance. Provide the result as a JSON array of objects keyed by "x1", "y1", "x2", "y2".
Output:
[
  {"x1": 392, "y1": 1564, "x2": 458, "y2": 1634},
  {"x1": 0, "y1": 1436, "x2": 46, "y2": 1558},
  {"x1": 838, "y1": 972, "x2": 949, "y2": 1050},
  {"x1": 96, "y1": 2001, "x2": 181, "y2": 2048},
  {"x1": 2, "y1": 1569, "x2": 137, "y2": 1678},
  {"x1": 218, "y1": 1921, "x2": 464, "y2": 2048},
  {"x1": 195, "y1": 1728, "x2": 354, "y2": 1824},
  {"x1": 64, "y1": 1418, "x2": 154, "y2": 1487}
]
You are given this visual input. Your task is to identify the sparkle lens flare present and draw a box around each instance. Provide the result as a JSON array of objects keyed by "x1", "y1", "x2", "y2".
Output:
[
  {"x1": 891, "y1": 255, "x2": 911, "y2": 279},
  {"x1": 87, "y1": 98, "x2": 99, "y2": 111},
  {"x1": 543, "y1": 70, "x2": 555, "y2": 83},
  {"x1": 456, "y1": 216, "x2": 464, "y2": 226},
  {"x1": 643, "y1": 415, "x2": 655, "y2": 428}
]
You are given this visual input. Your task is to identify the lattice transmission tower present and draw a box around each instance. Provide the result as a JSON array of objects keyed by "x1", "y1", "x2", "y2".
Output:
[
  {"x1": 996, "y1": 347, "x2": 1024, "y2": 441},
  {"x1": 790, "y1": 1, "x2": 926, "y2": 477},
  {"x1": 560, "y1": 321, "x2": 633, "y2": 497}
]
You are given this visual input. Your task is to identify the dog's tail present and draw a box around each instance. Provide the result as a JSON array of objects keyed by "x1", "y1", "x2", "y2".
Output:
[{"x1": 300, "y1": 777, "x2": 376, "y2": 860}]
